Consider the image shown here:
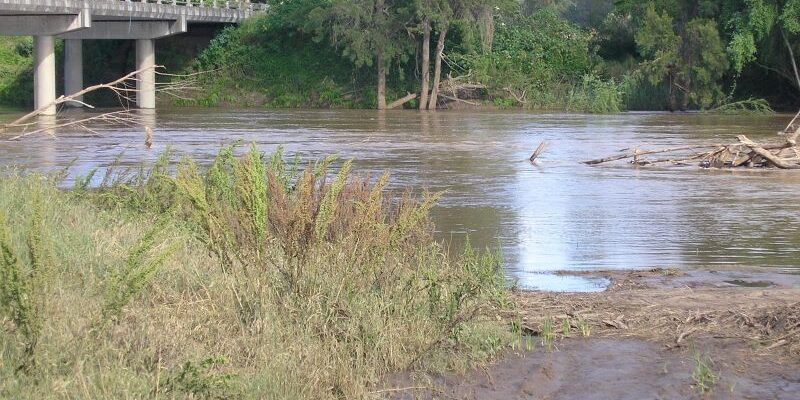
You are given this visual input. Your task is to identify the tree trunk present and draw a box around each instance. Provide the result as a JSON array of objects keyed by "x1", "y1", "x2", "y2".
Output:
[
  {"x1": 668, "y1": 83, "x2": 678, "y2": 112},
  {"x1": 478, "y1": 5, "x2": 495, "y2": 54},
  {"x1": 427, "y1": 24, "x2": 448, "y2": 111},
  {"x1": 376, "y1": 0, "x2": 387, "y2": 110},
  {"x1": 419, "y1": 18, "x2": 431, "y2": 110},
  {"x1": 377, "y1": 50, "x2": 387, "y2": 110},
  {"x1": 781, "y1": 28, "x2": 800, "y2": 91}
]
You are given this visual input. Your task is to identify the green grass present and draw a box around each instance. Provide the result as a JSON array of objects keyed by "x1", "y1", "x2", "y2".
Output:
[
  {"x1": 0, "y1": 147, "x2": 514, "y2": 399},
  {"x1": 691, "y1": 350, "x2": 718, "y2": 394}
]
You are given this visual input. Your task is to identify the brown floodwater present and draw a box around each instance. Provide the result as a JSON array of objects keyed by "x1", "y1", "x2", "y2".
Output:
[{"x1": 1, "y1": 108, "x2": 799, "y2": 291}]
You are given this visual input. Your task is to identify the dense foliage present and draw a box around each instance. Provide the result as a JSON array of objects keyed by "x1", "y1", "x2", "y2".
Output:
[
  {"x1": 0, "y1": 0, "x2": 798, "y2": 111},
  {"x1": 188, "y1": 0, "x2": 799, "y2": 111},
  {"x1": 0, "y1": 37, "x2": 34, "y2": 108}
]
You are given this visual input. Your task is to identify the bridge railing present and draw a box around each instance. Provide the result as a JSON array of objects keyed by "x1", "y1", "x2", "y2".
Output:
[{"x1": 124, "y1": 0, "x2": 268, "y2": 13}]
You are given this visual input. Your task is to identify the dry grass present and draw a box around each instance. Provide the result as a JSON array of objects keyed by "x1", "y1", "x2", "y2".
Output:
[{"x1": 0, "y1": 147, "x2": 514, "y2": 399}]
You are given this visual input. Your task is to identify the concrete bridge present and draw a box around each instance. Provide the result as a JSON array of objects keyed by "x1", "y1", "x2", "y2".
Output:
[{"x1": 0, "y1": 0, "x2": 264, "y2": 114}]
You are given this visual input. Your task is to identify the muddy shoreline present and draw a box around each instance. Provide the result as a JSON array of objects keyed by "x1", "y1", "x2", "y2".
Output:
[{"x1": 386, "y1": 268, "x2": 800, "y2": 399}]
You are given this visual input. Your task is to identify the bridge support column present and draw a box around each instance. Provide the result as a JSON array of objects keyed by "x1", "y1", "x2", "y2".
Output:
[
  {"x1": 135, "y1": 39, "x2": 156, "y2": 109},
  {"x1": 34, "y1": 35, "x2": 56, "y2": 115},
  {"x1": 64, "y1": 39, "x2": 84, "y2": 107}
]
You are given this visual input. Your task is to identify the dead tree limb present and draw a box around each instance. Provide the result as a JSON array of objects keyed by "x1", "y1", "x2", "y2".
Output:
[
  {"x1": 529, "y1": 141, "x2": 548, "y2": 163},
  {"x1": 737, "y1": 135, "x2": 800, "y2": 169},
  {"x1": 583, "y1": 145, "x2": 724, "y2": 165},
  {"x1": 4, "y1": 66, "x2": 164, "y2": 129},
  {"x1": 3, "y1": 67, "x2": 202, "y2": 141},
  {"x1": 387, "y1": 93, "x2": 418, "y2": 110}
]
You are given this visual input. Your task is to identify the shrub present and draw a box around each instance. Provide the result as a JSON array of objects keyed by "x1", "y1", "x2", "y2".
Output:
[{"x1": 0, "y1": 147, "x2": 514, "y2": 399}]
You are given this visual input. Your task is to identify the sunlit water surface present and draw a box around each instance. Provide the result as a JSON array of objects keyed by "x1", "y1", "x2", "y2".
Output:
[{"x1": 2, "y1": 108, "x2": 799, "y2": 291}]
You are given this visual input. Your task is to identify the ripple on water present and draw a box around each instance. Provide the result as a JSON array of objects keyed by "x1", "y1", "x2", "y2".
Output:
[{"x1": 1, "y1": 109, "x2": 799, "y2": 291}]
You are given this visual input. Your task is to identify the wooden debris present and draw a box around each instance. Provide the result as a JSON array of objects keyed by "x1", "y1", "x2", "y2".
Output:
[
  {"x1": 529, "y1": 141, "x2": 548, "y2": 163},
  {"x1": 584, "y1": 113, "x2": 800, "y2": 170},
  {"x1": 387, "y1": 92, "x2": 418, "y2": 109}
]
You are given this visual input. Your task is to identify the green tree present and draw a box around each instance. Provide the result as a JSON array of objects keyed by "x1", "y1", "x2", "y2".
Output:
[
  {"x1": 725, "y1": 0, "x2": 800, "y2": 91},
  {"x1": 420, "y1": 0, "x2": 508, "y2": 110},
  {"x1": 634, "y1": 3, "x2": 729, "y2": 110},
  {"x1": 309, "y1": 0, "x2": 412, "y2": 109}
]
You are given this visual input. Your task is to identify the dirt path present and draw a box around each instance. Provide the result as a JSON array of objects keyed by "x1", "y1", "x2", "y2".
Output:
[{"x1": 387, "y1": 268, "x2": 800, "y2": 399}]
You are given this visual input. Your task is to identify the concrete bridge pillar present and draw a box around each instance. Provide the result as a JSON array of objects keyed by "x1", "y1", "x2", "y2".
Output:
[
  {"x1": 135, "y1": 39, "x2": 156, "y2": 109},
  {"x1": 64, "y1": 39, "x2": 84, "y2": 107},
  {"x1": 34, "y1": 35, "x2": 56, "y2": 115}
]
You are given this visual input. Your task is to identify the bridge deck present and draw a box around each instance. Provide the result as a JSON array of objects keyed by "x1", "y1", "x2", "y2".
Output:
[{"x1": 0, "y1": 0, "x2": 265, "y2": 23}]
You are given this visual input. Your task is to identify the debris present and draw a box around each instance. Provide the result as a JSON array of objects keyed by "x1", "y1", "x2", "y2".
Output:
[
  {"x1": 583, "y1": 112, "x2": 800, "y2": 169},
  {"x1": 529, "y1": 141, "x2": 548, "y2": 163},
  {"x1": 145, "y1": 126, "x2": 153, "y2": 149}
]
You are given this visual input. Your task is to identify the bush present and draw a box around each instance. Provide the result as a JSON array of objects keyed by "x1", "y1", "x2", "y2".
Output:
[
  {"x1": 567, "y1": 74, "x2": 624, "y2": 113},
  {"x1": 0, "y1": 148, "x2": 514, "y2": 399},
  {"x1": 452, "y1": 9, "x2": 594, "y2": 110}
]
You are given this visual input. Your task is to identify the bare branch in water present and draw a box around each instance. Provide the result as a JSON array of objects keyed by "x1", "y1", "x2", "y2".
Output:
[{"x1": 2, "y1": 66, "x2": 205, "y2": 141}]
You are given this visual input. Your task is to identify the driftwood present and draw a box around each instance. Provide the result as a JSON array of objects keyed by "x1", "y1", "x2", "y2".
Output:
[
  {"x1": 387, "y1": 92, "x2": 418, "y2": 109},
  {"x1": 529, "y1": 141, "x2": 548, "y2": 163},
  {"x1": 584, "y1": 113, "x2": 800, "y2": 170}
]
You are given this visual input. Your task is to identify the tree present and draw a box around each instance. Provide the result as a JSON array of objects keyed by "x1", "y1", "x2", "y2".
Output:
[
  {"x1": 633, "y1": 3, "x2": 729, "y2": 110},
  {"x1": 421, "y1": 0, "x2": 505, "y2": 110},
  {"x1": 309, "y1": 0, "x2": 411, "y2": 109},
  {"x1": 725, "y1": 0, "x2": 800, "y2": 91}
]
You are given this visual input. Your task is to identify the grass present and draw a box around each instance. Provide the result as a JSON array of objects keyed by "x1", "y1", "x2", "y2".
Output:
[
  {"x1": 540, "y1": 318, "x2": 555, "y2": 350},
  {"x1": 691, "y1": 350, "x2": 718, "y2": 394},
  {"x1": 0, "y1": 147, "x2": 514, "y2": 399},
  {"x1": 578, "y1": 319, "x2": 591, "y2": 337}
]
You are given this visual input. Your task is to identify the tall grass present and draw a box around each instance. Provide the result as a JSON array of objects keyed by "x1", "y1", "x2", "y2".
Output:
[{"x1": 0, "y1": 147, "x2": 513, "y2": 399}]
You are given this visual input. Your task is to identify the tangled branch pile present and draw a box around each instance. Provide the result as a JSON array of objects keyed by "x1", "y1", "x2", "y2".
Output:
[{"x1": 584, "y1": 112, "x2": 800, "y2": 169}]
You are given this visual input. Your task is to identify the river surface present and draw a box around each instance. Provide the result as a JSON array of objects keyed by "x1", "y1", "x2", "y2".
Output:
[{"x1": 2, "y1": 108, "x2": 799, "y2": 291}]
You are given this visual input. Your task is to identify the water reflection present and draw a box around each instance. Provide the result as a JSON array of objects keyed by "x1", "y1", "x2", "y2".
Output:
[{"x1": 1, "y1": 109, "x2": 799, "y2": 291}]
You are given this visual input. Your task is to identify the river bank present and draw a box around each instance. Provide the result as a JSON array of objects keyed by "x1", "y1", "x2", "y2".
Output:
[{"x1": 386, "y1": 267, "x2": 800, "y2": 399}]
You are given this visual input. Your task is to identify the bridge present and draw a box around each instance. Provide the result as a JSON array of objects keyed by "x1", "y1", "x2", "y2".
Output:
[{"x1": 0, "y1": 0, "x2": 264, "y2": 115}]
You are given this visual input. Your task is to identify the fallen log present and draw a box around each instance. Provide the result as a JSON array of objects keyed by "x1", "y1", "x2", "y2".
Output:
[
  {"x1": 583, "y1": 145, "x2": 723, "y2": 165},
  {"x1": 387, "y1": 92, "x2": 418, "y2": 110},
  {"x1": 737, "y1": 135, "x2": 800, "y2": 169}
]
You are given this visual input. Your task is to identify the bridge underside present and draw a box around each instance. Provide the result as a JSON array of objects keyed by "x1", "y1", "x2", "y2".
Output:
[{"x1": 0, "y1": 1, "x2": 254, "y2": 114}]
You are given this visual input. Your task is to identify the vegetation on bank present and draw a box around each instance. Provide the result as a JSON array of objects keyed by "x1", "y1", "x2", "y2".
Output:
[
  {"x1": 0, "y1": 148, "x2": 514, "y2": 399},
  {"x1": 189, "y1": 0, "x2": 800, "y2": 112},
  {"x1": 0, "y1": 0, "x2": 798, "y2": 112},
  {"x1": 0, "y1": 37, "x2": 34, "y2": 108}
]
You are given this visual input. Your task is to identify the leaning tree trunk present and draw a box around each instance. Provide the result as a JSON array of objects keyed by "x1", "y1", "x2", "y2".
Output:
[
  {"x1": 781, "y1": 28, "x2": 800, "y2": 91},
  {"x1": 377, "y1": 50, "x2": 387, "y2": 110},
  {"x1": 427, "y1": 24, "x2": 448, "y2": 111},
  {"x1": 419, "y1": 18, "x2": 431, "y2": 110}
]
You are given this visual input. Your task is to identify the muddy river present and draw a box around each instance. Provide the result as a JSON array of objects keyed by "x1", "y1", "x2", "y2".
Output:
[{"x1": 2, "y1": 108, "x2": 799, "y2": 291}]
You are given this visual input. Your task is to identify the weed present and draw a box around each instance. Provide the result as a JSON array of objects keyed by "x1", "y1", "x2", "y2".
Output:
[
  {"x1": 100, "y1": 222, "x2": 176, "y2": 326},
  {"x1": 561, "y1": 319, "x2": 571, "y2": 337},
  {"x1": 578, "y1": 319, "x2": 591, "y2": 337},
  {"x1": 540, "y1": 318, "x2": 554, "y2": 350},
  {"x1": 0, "y1": 148, "x2": 515, "y2": 399},
  {"x1": 691, "y1": 351, "x2": 718, "y2": 394},
  {"x1": 161, "y1": 357, "x2": 237, "y2": 400},
  {"x1": 0, "y1": 188, "x2": 50, "y2": 373}
]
